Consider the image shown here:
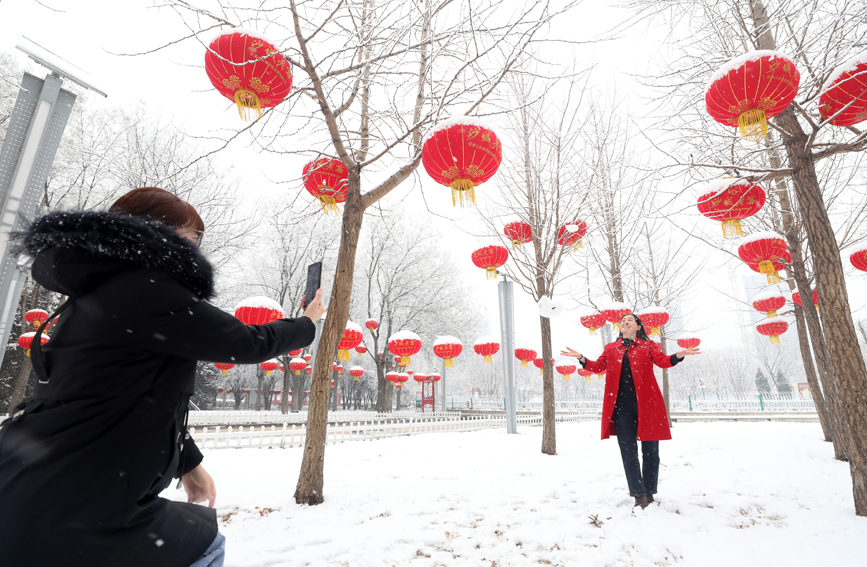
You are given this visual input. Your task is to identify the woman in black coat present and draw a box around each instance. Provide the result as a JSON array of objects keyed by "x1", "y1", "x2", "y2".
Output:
[{"x1": 0, "y1": 188, "x2": 324, "y2": 567}]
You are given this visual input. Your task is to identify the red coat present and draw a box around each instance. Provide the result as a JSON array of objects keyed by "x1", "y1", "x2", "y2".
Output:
[{"x1": 583, "y1": 338, "x2": 677, "y2": 441}]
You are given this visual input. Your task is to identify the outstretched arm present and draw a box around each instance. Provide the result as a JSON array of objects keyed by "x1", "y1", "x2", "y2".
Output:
[{"x1": 560, "y1": 347, "x2": 607, "y2": 374}]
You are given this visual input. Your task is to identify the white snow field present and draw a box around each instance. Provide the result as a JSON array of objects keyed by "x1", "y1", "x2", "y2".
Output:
[{"x1": 166, "y1": 421, "x2": 867, "y2": 566}]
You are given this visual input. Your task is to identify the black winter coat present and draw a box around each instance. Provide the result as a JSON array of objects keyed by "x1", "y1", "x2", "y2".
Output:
[{"x1": 0, "y1": 211, "x2": 316, "y2": 567}]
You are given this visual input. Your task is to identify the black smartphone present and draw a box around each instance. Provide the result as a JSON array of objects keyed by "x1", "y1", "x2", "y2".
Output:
[{"x1": 303, "y1": 262, "x2": 322, "y2": 309}]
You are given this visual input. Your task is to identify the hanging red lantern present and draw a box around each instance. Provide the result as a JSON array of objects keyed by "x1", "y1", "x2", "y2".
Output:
[
  {"x1": 355, "y1": 345, "x2": 367, "y2": 358},
  {"x1": 705, "y1": 51, "x2": 800, "y2": 141},
  {"x1": 504, "y1": 221, "x2": 532, "y2": 250},
  {"x1": 214, "y1": 362, "x2": 235, "y2": 375},
  {"x1": 413, "y1": 373, "x2": 427, "y2": 383},
  {"x1": 696, "y1": 179, "x2": 766, "y2": 237},
  {"x1": 737, "y1": 232, "x2": 788, "y2": 284},
  {"x1": 580, "y1": 311, "x2": 606, "y2": 336},
  {"x1": 556, "y1": 361, "x2": 577, "y2": 381},
  {"x1": 751, "y1": 290, "x2": 786, "y2": 318},
  {"x1": 305, "y1": 366, "x2": 312, "y2": 375},
  {"x1": 204, "y1": 29, "x2": 293, "y2": 120},
  {"x1": 395, "y1": 373, "x2": 409, "y2": 390},
  {"x1": 24, "y1": 309, "x2": 49, "y2": 330},
  {"x1": 473, "y1": 336, "x2": 500, "y2": 363},
  {"x1": 850, "y1": 247, "x2": 867, "y2": 272},
  {"x1": 279, "y1": 364, "x2": 285, "y2": 373},
  {"x1": 388, "y1": 330, "x2": 422, "y2": 366},
  {"x1": 677, "y1": 334, "x2": 701, "y2": 350},
  {"x1": 557, "y1": 222, "x2": 588, "y2": 251},
  {"x1": 533, "y1": 357, "x2": 555, "y2": 376},
  {"x1": 235, "y1": 296, "x2": 284, "y2": 325},
  {"x1": 792, "y1": 289, "x2": 819, "y2": 312},
  {"x1": 637, "y1": 306, "x2": 669, "y2": 337},
  {"x1": 577, "y1": 368, "x2": 595, "y2": 382},
  {"x1": 756, "y1": 317, "x2": 789, "y2": 344},
  {"x1": 338, "y1": 321, "x2": 364, "y2": 361},
  {"x1": 385, "y1": 371, "x2": 398, "y2": 385},
  {"x1": 746, "y1": 250, "x2": 791, "y2": 279},
  {"x1": 365, "y1": 318, "x2": 379, "y2": 333},
  {"x1": 429, "y1": 372, "x2": 441, "y2": 382},
  {"x1": 18, "y1": 332, "x2": 48, "y2": 357},
  {"x1": 433, "y1": 336, "x2": 463, "y2": 368},
  {"x1": 407, "y1": 370, "x2": 415, "y2": 376},
  {"x1": 601, "y1": 302, "x2": 631, "y2": 332},
  {"x1": 472, "y1": 245, "x2": 509, "y2": 280},
  {"x1": 349, "y1": 366, "x2": 364, "y2": 380},
  {"x1": 260, "y1": 359, "x2": 279, "y2": 376},
  {"x1": 422, "y1": 118, "x2": 503, "y2": 207},
  {"x1": 819, "y1": 53, "x2": 867, "y2": 127},
  {"x1": 333, "y1": 364, "x2": 345, "y2": 376},
  {"x1": 303, "y1": 158, "x2": 349, "y2": 215},
  {"x1": 303, "y1": 354, "x2": 312, "y2": 363},
  {"x1": 514, "y1": 346, "x2": 537, "y2": 368},
  {"x1": 289, "y1": 357, "x2": 307, "y2": 375},
  {"x1": 287, "y1": 348, "x2": 303, "y2": 357}
]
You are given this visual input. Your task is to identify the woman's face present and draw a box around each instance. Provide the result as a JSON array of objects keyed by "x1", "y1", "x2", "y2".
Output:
[{"x1": 620, "y1": 314, "x2": 641, "y2": 336}]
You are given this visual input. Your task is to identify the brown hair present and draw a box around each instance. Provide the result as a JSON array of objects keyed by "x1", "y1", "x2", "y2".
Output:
[{"x1": 109, "y1": 187, "x2": 204, "y2": 232}]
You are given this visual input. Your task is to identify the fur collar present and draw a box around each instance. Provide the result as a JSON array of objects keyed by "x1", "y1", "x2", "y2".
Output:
[{"x1": 16, "y1": 210, "x2": 215, "y2": 300}]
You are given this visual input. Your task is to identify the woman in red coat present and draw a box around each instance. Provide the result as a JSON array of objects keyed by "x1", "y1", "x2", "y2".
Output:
[{"x1": 561, "y1": 313, "x2": 700, "y2": 508}]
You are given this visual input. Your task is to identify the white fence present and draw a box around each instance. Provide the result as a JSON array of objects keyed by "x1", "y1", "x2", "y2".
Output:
[
  {"x1": 189, "y1": 412, "x2": 590, "y2": 450},
  {"x1": 187, "y1": 409, "x2": 460, "y2": 427}
]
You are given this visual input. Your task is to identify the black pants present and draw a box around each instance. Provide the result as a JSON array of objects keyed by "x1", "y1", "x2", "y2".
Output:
[{"x1": 612, "y1": 404, "x2": 659, "y2": 497}]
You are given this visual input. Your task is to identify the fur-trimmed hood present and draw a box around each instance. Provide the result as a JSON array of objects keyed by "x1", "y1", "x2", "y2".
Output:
[{"x1": 15, "y1": 210, "x2": 215, "y2": 300}]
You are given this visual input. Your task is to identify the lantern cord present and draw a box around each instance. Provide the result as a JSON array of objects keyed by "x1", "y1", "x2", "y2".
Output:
[
  {"x1": 738, "y1": 109, "x2": 768, "y2": 142},
  {"x1": 450, "y1": 179, "x2": 476, "y2": 208},
  {"x1": 234, "y1": 90, "x2": 262, "y2": 121},
  {"x1": 721, "y1": 219, "x2": 744, "y2": 238}
]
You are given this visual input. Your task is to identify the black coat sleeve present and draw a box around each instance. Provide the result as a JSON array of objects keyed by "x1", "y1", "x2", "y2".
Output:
[
  {"x1": 177, "y1": 434, "x2": 204, "y2": 478},
  {"x1": 130, "y1": 271, "x2": 316, "y2": 363}
]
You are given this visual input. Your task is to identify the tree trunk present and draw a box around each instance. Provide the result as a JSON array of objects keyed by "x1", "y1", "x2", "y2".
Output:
[
  {"x1": 256, "y1": 374, "x2": 263, "y2": 412},
  {"x1": 294, "y1": 176, "x2": 365, "y2": 505},
  {"x1": 661, "y1": 335, "x2": 671, "y2": 428},
  {"x1": 7, "y1": 355, "x2": 33, "y2": 411},
  {"x1": 540, "y1": 316, "x2": 556, "y2": 455},
  {"x1": 790, "y1": 298, "x2": 833, "y2": 442},
  {"x1": 281, "y1": 356, "x2": 291, "y2": 414},
  {"x1": 752, "y1": 0, "x2": 867, "y2": 515}
]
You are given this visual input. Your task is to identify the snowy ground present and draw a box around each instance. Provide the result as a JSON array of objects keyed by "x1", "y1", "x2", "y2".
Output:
[{"x1": 165, "y1": 421, "x2": 867, "y2": 566}]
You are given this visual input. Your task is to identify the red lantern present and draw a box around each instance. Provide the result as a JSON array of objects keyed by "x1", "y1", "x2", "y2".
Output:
[
  {"x1": 305, "y1": 366, "x2": 312, "y2": 375},
  {"x1": 422, "y1": 118, "x2": 503, "y2": 207},
  {"x1": 355, "y1": 345, "x2": 367, "y2": 357},
  {"x1": 756, "y1": 317, "x2": 789, "y2": 344},
  {"x1": 18, "y1": 332, "x2": 48, "y2": 357},
  {"x1": 429, "y1": 372, "x2": 441, "y2": 382},
  {"x1": 407, "y1": 370, "x2": 415, "y2": 376},
  {"x1": 338, "y1": 321, "x2": 364, "y2": 361},
  {"x1": 349, "y1": 366, "x2": 364, "y2": 380},
  {"x1": 850, "y1": 247, "x2": 867, "y2": 272},
  {"x1": 386, "y1": 371, "x2": 398, "y2": 385},
  {"x1": 514, "y1": 346, "x2": 537, "y2": 369},
  {"x1": 533, "y1": 357, "x2": 555, "y2": 376},
  {"x1": 433, "y1": 336, "x2": 463, "y2": 368},
  {"x1": 557, "y1": 222, "x2": 588, "y2": 251},
  {"x1": 215, "y1": 362, "x2": 235, "y2": 375},
  {"x1": 601, "y1": 302, "x2": 631, "y2": 332},
  {"x1": 504, "y1": 221, "x2": 532, "y2": 250},
  {"x1": 279, "y1": 364, "x2": 285, "y2": 373},
  {"x1": 303, "y1": 158, "x2": 349, "y2": 215},
  {"x1": 580, "y1": 311, "x2": 606, "y2": 336},
  {"x1": 289, "y1": 357, "x2": 307, "y2": 375},
  {"x1": 556, "y1": 361, "x2": 577, "y2": 381},
  {"x1": 388, "y1": 330, "x2": 422, "y2": 366},
  {"x1": 24, "y1": 309, "x2": 49, "y2": 329},
  {"x1": 395, "y1": 373, "x2": 409, "y2": 390},
  {"x1": 333, "y1": 364, "x2": 345, "y2": 376},
  {"x1": 819, "y1": 53, "x2": 867, "y2": 127},
  {"x1": 303, "y1": 354, "x2": 312, "y2": 362},
  {"x1": 472, "y1": 245, "x2": 509, "y2": 280},
  {"x1": 260, "y1": 359, "x2": 279, "y2": 376},
  {"x1": 792, "y1": 289, "x2": 819, "y2": 312},
  {"x1": 705, "y1": 51, "x2": 800, "y2": 141},
  {"x1": 737, "y1": 232, "x2": 788, "y2": 284},
  {"x1": 235, "y1": 296, "x2": 284, "y2": 325},
  {"x1": 474, "y1": 336, "x2": 500, "y2": 363},
  {"x1": 577, "y1": 368, "x2": 595, "y2": 382},
  {"x1": 746, "y1": 250, "x2": 791, "y2": 279},
  {"x1": 365, "y1": 318, "x2": 379, "y2": 333},
  {"x1": 413, "y1": 373, "x2": 427, "y2": 383},
  {"x1": 751, "y1": 290, "x2": 786, "y2": 318},
  {"x1": 677, "y1": 334, "x2": 701, "y2": 350},
  {"x1": 637, "y1": 306, "x2": 669, "y2": 337},
  {"x1": 696, "y1": 179, "x2": 766, "y2": 237},
  {"x1": 204, "y1": 29, "x2": 293, "y2": 120},
  {"x1": 288, "y1": 348, "x2": 303, "y2": 357}
]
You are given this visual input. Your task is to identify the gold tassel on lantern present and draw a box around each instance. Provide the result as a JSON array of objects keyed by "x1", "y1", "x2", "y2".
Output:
[
  {"x1": 651, "y1": 327, "x2": 661, "y2": 337},
  {"x1": 221, "y1": 369, "x2": 228, "y2": 375},
  {"x1": 721, "y1": 219, "x2": 744, "y2": 238},
  {"x1": 338, "y1": 349, "x2": 350, "y2": 361},
  {"x1": 539, "y1": 367, "x2": 543, "y2": 375},
  {"x1": 588, "y1": 327, "x2": 597, "y2": 336},
  {"x1": 573, "y1": 241, "x2": 583, "y2": 252},
  {"x1": 444, "y1": 358, "x2": 454, "y2": 368},
  {"x1": 585, "y1": 375, "x2": 591, "y2": 382},
  {"x1": 520, "y1": 360, "x2": 529, "y2": 368},
  {"x1": 738, "y1": 108, "x2": 767, "y2": 141},
  {"x1": 450, "y1": 178, "x2": 476, "y2": 208},
  {"x1": 612, "y1": 322, "x2": 620, "y2": 332},
  {"x1": 564, "y1": 375, "x2": 570, "y2": 381},
  {"x1": 758, "y1": 260, "x2": 781, "y2": 284},
  {"x1": 234, "y1": 90, "x2": 262, "y2": 121},
  {"x1": 265, "y1": 370, "x2": 272, "y2": 376},
  {"x1": 770, "y1": 335, "x2": 780, "y2": 344},
  {"x1": 401, "y1": 355, "x2": 411, "y2": 366},
  {"x1": 486, "y1": 267, "x2": 498, "y2": 280},
  {"x1": 512, "y1": 240, "x2": 521, "y2": 250},
  {"x1": 597, "y1": 374, "x2": 604, "y2": 380},
  {"x1": 25, "y1": 349, "x2": 31, "y2": 357},
  {"x1": 317, "y1": 194, "x2": 341, "y2": 216}
]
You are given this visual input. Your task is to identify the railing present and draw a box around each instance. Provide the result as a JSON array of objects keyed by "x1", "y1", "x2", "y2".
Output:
[
  {"x1": 459, "y1": 394, "x2": 816, "y2": 413},
  {"x1": 187, "y1": 409, "x2": 460, "y2": 427},
  {"x1": 189, "y1": 412, "x2": 590, "y2": 450}
]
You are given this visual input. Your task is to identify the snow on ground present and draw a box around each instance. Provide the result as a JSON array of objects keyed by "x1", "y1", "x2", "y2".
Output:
[{"x1": 165, "y1": 421, "x2": 867, "y2": 566}]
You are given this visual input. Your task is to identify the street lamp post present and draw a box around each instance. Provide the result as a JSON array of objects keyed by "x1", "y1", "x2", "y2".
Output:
[{"x1": 498, "y1": 275, "x2": 517, "y2": 434}]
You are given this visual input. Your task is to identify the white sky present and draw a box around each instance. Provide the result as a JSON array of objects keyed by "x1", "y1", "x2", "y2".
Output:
[{"x1": 2, "y1": 0, "x2": 866, "y2": 362}]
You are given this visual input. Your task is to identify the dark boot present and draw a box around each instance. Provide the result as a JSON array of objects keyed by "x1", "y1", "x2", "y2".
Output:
[
  {"x1": 633, "y1": 495, "x2": 649, "y2": 509},
  {"x1": 647, "y1": 493, "x2": 655, "y2": 504}
]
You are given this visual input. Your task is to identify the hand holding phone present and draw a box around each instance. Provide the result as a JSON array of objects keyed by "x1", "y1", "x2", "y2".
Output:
[{"x1": 303, "y1": 289, "x2": 326, "y2": 322}]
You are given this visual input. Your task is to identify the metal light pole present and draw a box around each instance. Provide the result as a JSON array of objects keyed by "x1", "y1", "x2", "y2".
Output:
[
  {"x1": 0, "y1": 37, "x2": 106, "y2": 369},
  {"x1": 440, "y1": 357, "x2": 446, "y2": 413},
  {"x1": 498, "y1": 275, "x2": 517, "y2": 434}
]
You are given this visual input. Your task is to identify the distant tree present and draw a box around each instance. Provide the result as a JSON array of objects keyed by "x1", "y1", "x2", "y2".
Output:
[
  {"x1": 755, "y1": 369, "x2": 772, "y2": 396},
  {"x1": 774, "y1": 370, "x2": 793, "y2": 397}
]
